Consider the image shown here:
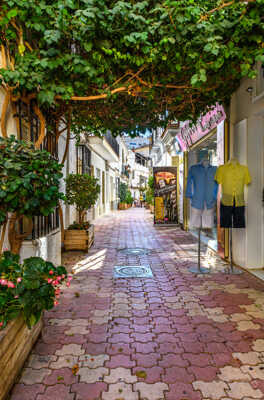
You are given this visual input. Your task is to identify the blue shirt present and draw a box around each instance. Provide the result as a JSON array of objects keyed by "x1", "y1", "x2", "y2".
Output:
[{"x1": 185, "y1": 163, "x2": 218, "y2": 210}]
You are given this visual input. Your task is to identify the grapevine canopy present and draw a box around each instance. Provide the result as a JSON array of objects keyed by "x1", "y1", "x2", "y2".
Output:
[{"x1": 1, "y1": 0, "x2": 263, "y2": 135}]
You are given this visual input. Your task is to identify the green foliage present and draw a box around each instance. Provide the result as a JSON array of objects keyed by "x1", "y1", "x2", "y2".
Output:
[
  {"x1": 125, "y1": 190, "x2": 134, "y2": 205},
  {"x1": 119, "y1": 182, "x2": 128, "y2": 203},
  {"x1": 0, "y1": 0, "x2": 264, "y2": 133},
  {"x1": 146, "y1": 176, "x2": 154, "y2": 205},
  {"x1": 68, "y1": 221, "x2": 90, "y2": 230},
  {"x1": 65, "y1": 173, "x2": 100, "y2": 223},
  {"x1": 0, "y1": 251, "x2": 69, "y2": 329},
  {"x1": 0, "y1": 136, "x2": 64, "y2": 225}
]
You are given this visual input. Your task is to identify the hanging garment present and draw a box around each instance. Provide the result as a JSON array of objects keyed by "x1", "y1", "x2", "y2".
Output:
[
  {"x1": 190, "y1": 205, "x2": 214, "y2": 229},
  {"x1": 215, "y1": 161, "x2": 251, "y2": 206},
  {"x1": 185, "y1": 163, "x2": 218, "y2": 210}
]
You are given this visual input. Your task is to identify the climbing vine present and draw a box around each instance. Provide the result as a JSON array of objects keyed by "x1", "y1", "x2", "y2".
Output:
[{"x1": 0, "y1": 0, "x2": 263, "y2": 134}]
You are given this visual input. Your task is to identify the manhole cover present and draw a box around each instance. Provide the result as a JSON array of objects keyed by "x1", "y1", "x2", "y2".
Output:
[
  {"x1": 118, "y1": 248, "x2": 150, "y2": 255},
  {"x1": 114, "y1": 265, "x2": 153, "y2": 278}
]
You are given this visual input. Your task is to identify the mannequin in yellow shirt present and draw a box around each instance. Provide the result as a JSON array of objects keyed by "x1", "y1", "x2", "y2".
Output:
[{"x1": 215, "y1": 158, "x2": 251, "y2": 228}]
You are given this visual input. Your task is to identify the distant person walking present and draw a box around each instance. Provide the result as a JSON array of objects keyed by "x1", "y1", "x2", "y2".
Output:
[{"x1": 139, "y1": 194, "x2": 143, "y2": 207}]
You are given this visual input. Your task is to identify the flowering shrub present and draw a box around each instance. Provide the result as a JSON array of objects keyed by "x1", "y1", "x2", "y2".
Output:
[{"x1": 0, "y1": 251, "x2": 71, "y2": 329}]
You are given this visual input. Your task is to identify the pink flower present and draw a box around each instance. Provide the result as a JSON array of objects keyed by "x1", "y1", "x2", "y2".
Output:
[
  {"x1": 68, "y1": 276, "x2": 73, "y2": 281},
  {"x1": 54, "y1": 300, "x2": 59, "y2": 306},
  {"x1": 14, "y1": 295, "x2": 19, "y2": 299},
  {"x1": 66, "y1": 282, "x2": 70, "y2": 287},
  {"x1": 62, "y1": 274, "x2": 65, "y2": 279},
  {"x1": 47, "y1": 278, "x2": 53, "y2": 284},
  {"x1": 7, "y1": 281, "x2": 15, "y2": 288},
  {"x1": 0, "y1": 322, "x2": 3, "y2": 327},
  {"x1": 17, "y1": 277, "x2": 22, "y2": 283},
  {"x1": 0, "y1": 279, "x2": 7, "y2": 286},
  {"x1": 49, "y1": 270, "x2": 54, "y2": 275}
]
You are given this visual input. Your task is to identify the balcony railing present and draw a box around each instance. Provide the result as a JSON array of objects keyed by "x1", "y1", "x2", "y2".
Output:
[{"x1": 105, "y1": 131, "x2": 119, "y2": 156}]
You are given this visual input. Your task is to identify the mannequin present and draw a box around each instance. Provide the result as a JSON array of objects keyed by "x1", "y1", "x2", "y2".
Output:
[
  {"x1": 215, "y1": 159, "x2": 251, "y2": 273},
  {"x1": 185, "y1": 157, "x2": 218, "y2": 273}
]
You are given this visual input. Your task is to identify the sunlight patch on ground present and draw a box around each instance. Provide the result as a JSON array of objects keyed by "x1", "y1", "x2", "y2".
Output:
[{"x1": 71, "y1": 249, "x2": 107, "y2": 274}]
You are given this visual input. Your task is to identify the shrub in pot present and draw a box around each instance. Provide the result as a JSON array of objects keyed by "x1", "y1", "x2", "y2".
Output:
[
  {"x1": 125, "y1": 190, "x2": 133, "y2": 208},
  {"x1": 118, "y1": 182, "x2": 128, "y2": 209},
  {"x1": 0, "y1": 136, "x2": 64, "y2": 254},
  {"x1": 64, "y1": 173, "x2": 100, "y2": 251}
]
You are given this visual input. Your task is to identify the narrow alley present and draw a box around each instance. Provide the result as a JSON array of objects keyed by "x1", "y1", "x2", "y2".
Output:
[{"x1": 10, "y1": 208, "x2": 264, "y2": 400}]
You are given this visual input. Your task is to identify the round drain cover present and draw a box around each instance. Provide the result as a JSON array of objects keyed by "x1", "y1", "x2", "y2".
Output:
[{"x1": 118, "y1": 248, "x2": 150, "y2": 255}]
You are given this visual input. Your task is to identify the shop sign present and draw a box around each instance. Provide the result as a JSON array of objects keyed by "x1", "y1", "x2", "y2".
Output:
[{"x1": 176, "y1": 104, "x2": 226, "y2": 151}]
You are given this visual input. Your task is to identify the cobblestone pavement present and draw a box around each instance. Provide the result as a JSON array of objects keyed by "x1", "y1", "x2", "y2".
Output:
[{"x1": 10, "y1": 208, "x2": 264, "y2": 400}]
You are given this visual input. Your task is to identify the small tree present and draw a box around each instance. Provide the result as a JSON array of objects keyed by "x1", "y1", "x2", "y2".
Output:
[
  {"x1": 125, "y1": 190, "x2": 133, "y2": 205},
  {"x1": 146, "y1": 176, "x2": 154, "y2": 205},
  {"x1": 0, "y1": 136, "x2": 64, "y2": 254},
  {"x1": 65, "y1": 174, "x2": 100, "y2": 224},
  {"x1": 119, "y1": 182, "x2": 128, "y2": 204}
]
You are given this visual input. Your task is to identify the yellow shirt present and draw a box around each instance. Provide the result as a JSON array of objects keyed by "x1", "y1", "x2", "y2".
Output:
[{"x1": 215, "y1": 161, "x2": 251, "y2": 206}]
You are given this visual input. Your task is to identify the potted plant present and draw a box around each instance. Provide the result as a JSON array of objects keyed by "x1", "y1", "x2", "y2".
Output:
[
  {"x1": 0, "y1": 136, "x2": 64, "y2": 255},
  {"x1": 0, "y1": 251, "x2": 70, "y2": 400},
  {"x1": 118, "y1": 182, "x2": 128, "y2": 210},
  {"x1": 64, "y1": 173, "x2": 100, "y2": 251},
  {"x1": 146, "y1": 176, "x2": 154, "y2": 213},
  {"x1": 125, "y1": 190, "x2": 133, "y2": 208}
]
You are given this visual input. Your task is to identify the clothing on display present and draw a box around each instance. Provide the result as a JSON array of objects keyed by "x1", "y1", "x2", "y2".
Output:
[
  {"x1": 186, "y1": 162, "x2": 218, "y2": 210},
  {"x1": 215, "y1": 159, "x2": 251, "y2": 229},
  {"x1": 190, "y1": 205, "x2": 214, "y2": 229},
  {"x1": 220, "y1": 203, "x2": 245, "y2": 228},
  {"x1": 214, "y1": 160, "x2": 251, "y2": 206}
]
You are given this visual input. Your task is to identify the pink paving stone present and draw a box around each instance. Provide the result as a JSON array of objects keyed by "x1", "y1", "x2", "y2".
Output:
[
  {"x1": 226, "y1": 340, "x2": 252, "y2": 352},
  {"x1": 152, "y1": 324, "x2": 175, "y2": 334},
  {"x1": 131, "y1": 341, "x2": 158, "y2": 353},
  {"x1": 43, "y1": 368, "x2": 78, "y2": 385},
  {"x1": 60, "y1": 335, "x2": 87, "y2": 345},
  {"x1": 150, "y1": 310, "x2": 170, "y2": 318},
  {"x1": 132, "y1": 352, "x2": 161, "y2": 367},
  {"x1": 72, "y1": 383, "x2": 107, "y2": 400},
  {"x1": 159, "y1": 354, "x2": 189, "y2": 368},
  {"x1": 205, "y1": 342, "x2": 230, "y2": 353},
  {"x1": 131, "y1": 332, "x2": 155, "y2": 342},
  {"x1": 183, "y1": 353, "x2": 212, "y2": 367},
  {"x1": 105, "y1": 354, "x2": 136, "y2": 368},
  {"x1": 187, "y1": 365, "x2": 218, "y2": 381},
  {"x1": 158, "y1": 342, "x2": 183, "y2": 354},
  {"x1": 162, "y1": 366, "x2": 195, "y2": 384},
  {"x1": 175, "y1": 332, "x2": 199, "y2": 342},
  {"x1": 106, "y1": 343, "x2": 135, "y2": 355},
  {"x1": 132, "y1": 317, "x2": 152, "y2": 325},
  {"x1": 89, "y1": 324, "x2": 108, "y2": 334},
  {"x1": 86, "y1": 333, "x2": 108, "y2": 343},
  {"x1": 33, "y1": 342, "x2": 62, "y2": 355},
  {"x1": 109, "y1": 324, "x2": 132, "y2": 334},
  {"x1": 10, "y1": 384, "x2": 45, "y2": 400},
  {"x1": 108, "y1": 333, "x2": 133, "y2": 343},
  {"x1": 133, "y1": 366, "x2": 164, "y2": 383},
  {"x1": 165, "y1": 383, "x2": 202, "y2": 400},
  {"x1": 83, "y1": 342, "x2": 107, "y2": 355},
  {"x1": 156, "y1": 333, "x2": 176, "y2": 343},
  {"x1": 111, "y1": 317, "x2": 131, "y2": 325},
  {"x1": 251, "y1": 379, "x2": 264, "y2": 393},
  {"x1": 131, "y1": 310, "x2": 149, "y2": 317},
  {"x1": 36, "y1": 384, "x2": 74, "y2": 400},
  {"x1": 212, "y1": 353, "x2": 241, "y2": 368}
]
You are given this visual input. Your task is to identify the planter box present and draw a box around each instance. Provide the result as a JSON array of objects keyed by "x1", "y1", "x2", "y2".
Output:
[
  {"x1": 118, "y1": 203, "x2": 126, "y2": 210},
  {"x1": 64, "y1": 224, "x2": 94, "y2": 251},
  {"x1": 150, "y1": 204, "x2": 154, "y2": 214},
  {"x1": 0, "y1": 316, "x2": 43, "y2": 400}
]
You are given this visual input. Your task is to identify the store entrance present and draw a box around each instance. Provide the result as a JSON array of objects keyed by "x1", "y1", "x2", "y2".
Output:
[{"x1": 187, "y1": 131, "x2": 218, "y2": 251}]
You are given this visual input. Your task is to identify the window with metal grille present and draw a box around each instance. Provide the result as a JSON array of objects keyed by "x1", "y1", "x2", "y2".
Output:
[
  {"x1": 16, "y1": 100, "x2": 60, "y2": 240},
  {"x1": 76, "y1": 145, "x2": 91, "y2": 175}
]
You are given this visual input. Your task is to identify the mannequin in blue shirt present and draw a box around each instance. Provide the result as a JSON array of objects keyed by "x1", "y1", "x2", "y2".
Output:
[{"x1": 185, "y1": 159, "x2": 218, "y2": 228}]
